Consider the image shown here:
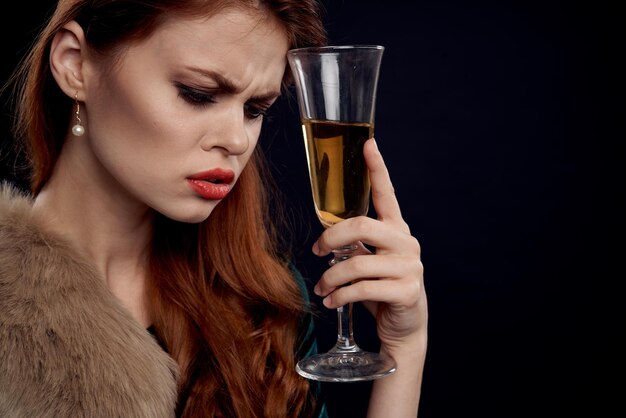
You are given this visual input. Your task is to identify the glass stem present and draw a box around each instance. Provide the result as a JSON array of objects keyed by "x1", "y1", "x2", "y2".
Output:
[
  {"x1": 334, "y1": 302, "x2": 357, "y2": 351},
  {"x1": 329, "y1": 243, "x2": 360, "y2": 353}
]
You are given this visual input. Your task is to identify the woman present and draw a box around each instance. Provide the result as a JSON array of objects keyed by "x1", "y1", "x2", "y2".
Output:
[{"x1": 0, "y1": 0, "x2": 427, "y2": 417}]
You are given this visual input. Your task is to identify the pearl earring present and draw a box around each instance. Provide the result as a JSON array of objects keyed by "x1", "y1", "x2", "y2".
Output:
[{"x1": 71, "y1": 92, "x2": 85, "y2": 137}]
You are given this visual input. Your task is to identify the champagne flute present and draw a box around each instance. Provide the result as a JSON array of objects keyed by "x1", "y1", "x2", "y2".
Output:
[{"x1": 287, "y1": 45, "x2": 396, "y2": 382}]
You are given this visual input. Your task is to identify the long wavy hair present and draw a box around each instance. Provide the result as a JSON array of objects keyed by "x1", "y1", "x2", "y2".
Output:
[{"x1": 7, "y1": 1, "x2": 327, "y2": 417}]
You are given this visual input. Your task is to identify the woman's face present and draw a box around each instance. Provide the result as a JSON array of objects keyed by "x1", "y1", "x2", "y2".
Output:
[{"x1": 81, "y1": 9, "x2": 289, "y2": 222}]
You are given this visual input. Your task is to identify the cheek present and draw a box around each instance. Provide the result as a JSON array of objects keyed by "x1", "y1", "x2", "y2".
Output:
[
  {"x1": 86, "y1": 110, "x2": 193, "y2": 193},
  {"x1": 89, "y1": 63, "x2": 189, "y2": 152},
  {"x1": 89, "y1": 93, "x2": 188, "y2": 162}
]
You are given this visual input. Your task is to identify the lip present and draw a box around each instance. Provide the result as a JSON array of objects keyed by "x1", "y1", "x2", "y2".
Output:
[{"x1": 187, "y1": 168, "x2": 235, "y2": 200}]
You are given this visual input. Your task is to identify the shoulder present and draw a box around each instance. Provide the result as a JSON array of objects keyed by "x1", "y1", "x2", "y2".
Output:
[
  {"x1": 0, "y1": 181, "x2": 37, "y2": 247},
  {"x1": 0, "y1": 182, "x2": 178, "y2": 417},
  {"x1": 0, "y1": 181, "x2": 105, "y2": 304},
  {"x1": 0, "y1": 182, "x2": 83, "y2": 285}
]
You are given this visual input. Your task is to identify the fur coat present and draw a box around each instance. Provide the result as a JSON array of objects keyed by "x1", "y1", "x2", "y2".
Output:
[{"x1": 0, "y1": 183, "x2": 178, "y2": 417}]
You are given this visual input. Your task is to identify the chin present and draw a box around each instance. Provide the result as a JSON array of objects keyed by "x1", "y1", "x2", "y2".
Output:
[{"x1": 156, "y1": 201, "x2": 217, "y2": 224}]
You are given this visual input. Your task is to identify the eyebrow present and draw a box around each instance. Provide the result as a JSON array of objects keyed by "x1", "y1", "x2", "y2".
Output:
[{"x1": 185, "y1": 66, "x2": 281, "y2": 102}]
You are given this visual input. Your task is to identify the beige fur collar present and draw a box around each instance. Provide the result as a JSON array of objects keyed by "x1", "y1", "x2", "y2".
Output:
[{"x1": 0, "y1": 182, "x2": 178, "y2": 417}]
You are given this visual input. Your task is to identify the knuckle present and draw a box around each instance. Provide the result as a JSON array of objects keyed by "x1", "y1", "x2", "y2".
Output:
[
  {"x1": 373, "y1": 183, "x2": 395, "y2": 199},
  {"x1": 319, "y1": 272, "x2": 335, "y2": 293},
  {"x1": 348, "y1": 256, "x2": 369, "y2": 277},
  {"x1": 317, "y1": 231, "x2": 333, "y2": 252},
  {"x1": 414, "y1": 256, "x2": 425, "y2": 274},
  {"x1": 322, "y1": 271, "x2": 340, "y2": 291},
  {"x1": 359, "y1": 279, "x2": 377, "y2": 299},
  {"x1": 352, "y1": 217, "x2": 372, "y2": 236},
  {"x1": 330, "y1": 287, "x2": 347, "y2": 307},
  {"x1": 407, "y1": 272, "x2": 425, "y2": 298},
  {"x1": 407, "y1": 235, "x2": 421, "y2": 255},
  {"x1": 395, "y1": 280, "x2": 421, "y2": 307}
]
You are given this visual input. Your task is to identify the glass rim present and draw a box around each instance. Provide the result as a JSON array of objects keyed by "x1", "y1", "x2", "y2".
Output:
[{"x1": 287, "y1": 44, "x2": 384, "y2": 55}]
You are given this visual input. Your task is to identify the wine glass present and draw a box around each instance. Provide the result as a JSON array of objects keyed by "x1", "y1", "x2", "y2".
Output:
[{"x1": 287, "y1": 45, "x2": 396, "y2": 382}]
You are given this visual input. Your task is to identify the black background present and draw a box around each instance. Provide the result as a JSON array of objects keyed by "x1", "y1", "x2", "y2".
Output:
[{"x1": 1, "y1": 1, "x2": 624, "y2": 417}]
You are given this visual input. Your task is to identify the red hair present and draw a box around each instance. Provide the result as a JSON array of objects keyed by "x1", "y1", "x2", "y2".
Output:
[{"x1": 7, "y1": 1, "x2": 327, "y2": 416}]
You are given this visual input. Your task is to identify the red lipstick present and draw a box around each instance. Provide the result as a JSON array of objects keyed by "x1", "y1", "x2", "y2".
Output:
[{"x1": 187, "y1": 169, "x2": 235, "y2": 200}]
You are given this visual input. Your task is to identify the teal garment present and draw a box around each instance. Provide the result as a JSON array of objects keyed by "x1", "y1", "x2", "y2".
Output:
[
  {"x1": 148, "y1": 263, "x2": 329, "y2": 417},
  {"x1": 290, "y1": 264, "x2": 329, "y2": 418},
  {"x1": 299, "y1": 307, "x2": 329, "y2": 418}
]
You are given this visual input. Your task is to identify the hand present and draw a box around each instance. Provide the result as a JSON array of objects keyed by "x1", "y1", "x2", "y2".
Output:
[{"x1": 312, "y1": 138, "x2": 427, "y2": 353}]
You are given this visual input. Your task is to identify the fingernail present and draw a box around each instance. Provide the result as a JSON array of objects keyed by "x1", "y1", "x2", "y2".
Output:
[
  {"x1": 312, "y1": 241, "x2": 320, "y2": 255},
  {"x1": 322, "y1": 294, "x2": 332, "y2": 308},
  {"x1": 313, "y1": 283, "x2": 321, "y2": 296}
]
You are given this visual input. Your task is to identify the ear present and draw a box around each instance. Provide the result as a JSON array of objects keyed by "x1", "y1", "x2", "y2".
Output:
[{"x1": 49, "y1": 21, "x2": 88, "y2": 100}]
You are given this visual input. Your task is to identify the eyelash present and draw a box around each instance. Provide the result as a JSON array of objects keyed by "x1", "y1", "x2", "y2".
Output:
[
  {"x1": 244, "y1": 104, "x2": 268, "y2": 119},
  {"x1": 176, "y1": 83, "x2": 269, "y2": 120},
  {"x1": 177, "y1": 84, "x2": 216, "y2": 106}
]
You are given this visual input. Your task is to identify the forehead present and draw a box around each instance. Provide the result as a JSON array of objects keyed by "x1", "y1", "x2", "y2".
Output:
[
  {"x1": 144, "y1": 9, "x2": 288, "y2": 85},
  {"x1": 160, "y1": 6, "x2": 287, "y2": 46},
  {"x1": 95, "y1": 7, "x2": 290, "y2": 88}
]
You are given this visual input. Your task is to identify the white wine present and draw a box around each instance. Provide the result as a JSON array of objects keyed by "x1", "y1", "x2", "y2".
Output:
[{"x1": 301, "y1": 119, "x2": 373, "y2": 228}]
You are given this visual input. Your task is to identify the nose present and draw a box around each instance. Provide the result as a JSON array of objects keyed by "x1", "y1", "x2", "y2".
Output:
[{"x1": 201, "y1": 104, "x2": 250, "y2": 155}]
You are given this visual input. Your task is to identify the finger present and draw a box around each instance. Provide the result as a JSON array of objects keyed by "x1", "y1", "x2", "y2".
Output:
[
  {"x1": 363, "y1": 138, "x2": 408, "y2": 231},
  {"x1": 313, "y1": 253, "x2": 423, "y2": 297},
  {"x1": 320, "y1": 269, "x2": 424, "y2": 310},
  {"x1": 313, "y1": 216, "x2": 420, "y2": 257}
]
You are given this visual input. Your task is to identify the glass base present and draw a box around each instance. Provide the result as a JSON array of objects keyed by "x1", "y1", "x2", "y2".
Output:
[{"x1": 296, "y1": 349, "x2": 396, "y2": 382}]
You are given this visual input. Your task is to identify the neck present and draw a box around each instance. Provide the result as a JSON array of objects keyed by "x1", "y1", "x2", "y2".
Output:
[{"x1": 32, "y1": 137, "x2": 154, "y2": 327}]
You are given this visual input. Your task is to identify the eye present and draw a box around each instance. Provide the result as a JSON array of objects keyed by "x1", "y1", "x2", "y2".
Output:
[
  {"x1": 176, "y1": 83, "x2": 216, "y2": 107},
  {"x1": 244, "y1": 103, "x2": 269, "y2": 120}
]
